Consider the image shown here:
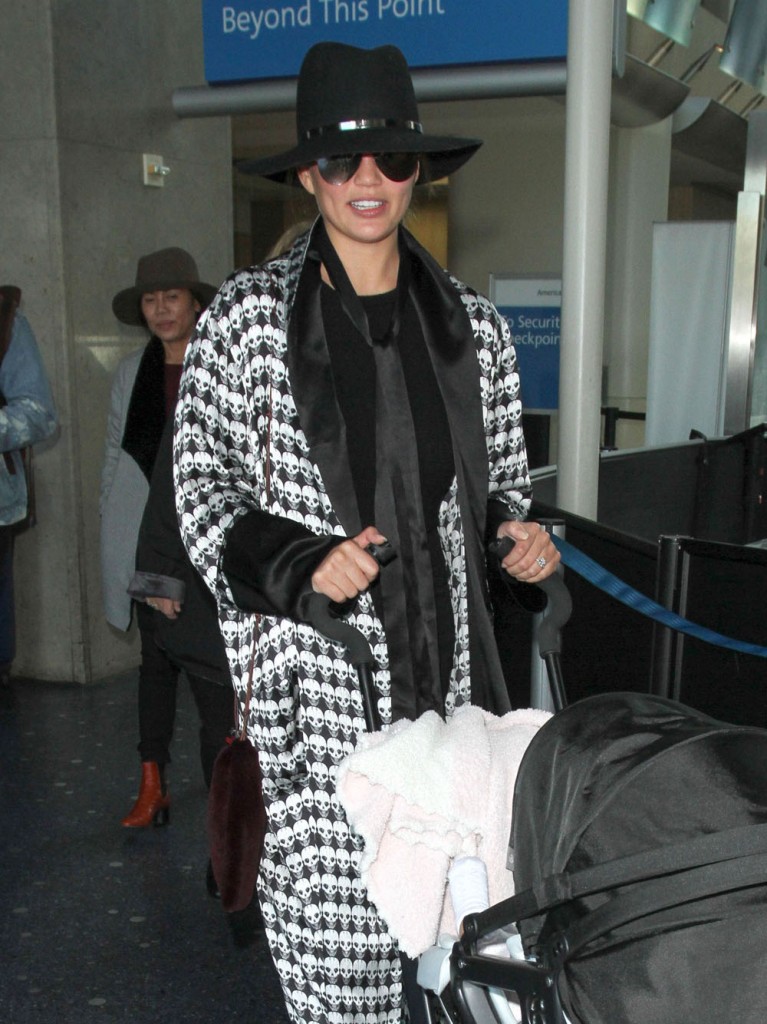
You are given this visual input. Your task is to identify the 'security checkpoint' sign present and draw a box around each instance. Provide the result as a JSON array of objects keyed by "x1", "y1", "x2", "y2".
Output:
[{"x1": 491, "y1": 275, "x2": 561, "y2": 412}]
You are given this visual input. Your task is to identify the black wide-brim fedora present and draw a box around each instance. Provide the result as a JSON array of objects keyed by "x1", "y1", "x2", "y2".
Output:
[
  {"x1": 112, "y1": 247, "x2": 218, "y2": 325},
  {"x1": 238, "y1": 42, "x2": 482, "y2": 185}
]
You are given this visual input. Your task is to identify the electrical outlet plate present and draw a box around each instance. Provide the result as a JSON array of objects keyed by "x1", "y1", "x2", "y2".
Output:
[{"x1": 143, "y1": 153, "x2": 166, "y2": 187}]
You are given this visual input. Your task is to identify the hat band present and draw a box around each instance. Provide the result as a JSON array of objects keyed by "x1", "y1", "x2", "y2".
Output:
[{"x1": 304, "y1": 118, "x2": 423, "y2": 140}]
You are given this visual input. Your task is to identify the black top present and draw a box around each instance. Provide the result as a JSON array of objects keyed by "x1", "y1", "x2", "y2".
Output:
[
  {"x1": 136, "y1": 420, "x2": 231, "y2": 686},
  {"x1": 322, "y1": 281, "x2": 456, "y2": 701},
  {"x1": 321, "y1": 283, "x2": 454, "y2": 527}
]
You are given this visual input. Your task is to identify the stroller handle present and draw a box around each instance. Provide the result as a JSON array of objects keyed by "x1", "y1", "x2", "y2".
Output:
[
  {"x1": 303, "y1": 534, "x2": 571, "y2": 729},
  {"x1": 302, "y1": 540, "x2": 395, "y2": 732},
  {"x1": 303, "y1": 592, "x2": 375, "y2": 667},
  {"x1": 302, "y1": 538, "x2": 395, "y2": 667},
  {"x1": 489, "y1": 535, "x2": 572, "y2": 657},
  {"x1": 303, "y1": 589, "x2": 380, "y2": 733},
  {"x1": 303, "y1": 592, "x2": 381, "y2": 732}
]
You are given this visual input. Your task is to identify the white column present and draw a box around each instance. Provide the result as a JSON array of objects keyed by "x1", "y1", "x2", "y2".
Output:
[
  {"x1": 557, "y1": 0, "x2": 615, "y2": 518},
  {"x1": 603, "y1": 120, "x2": 671, "y2": 446}
]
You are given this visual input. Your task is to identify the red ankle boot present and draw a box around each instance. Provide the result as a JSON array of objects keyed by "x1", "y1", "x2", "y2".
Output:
[{"x1": 121, "y1": 761, "x2": 170, "y2": 827}]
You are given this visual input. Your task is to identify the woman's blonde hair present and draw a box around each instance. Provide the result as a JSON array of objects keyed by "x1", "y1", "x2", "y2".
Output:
[{"x1": 265, "y1": 220, "x2": 313, "y2": 260}]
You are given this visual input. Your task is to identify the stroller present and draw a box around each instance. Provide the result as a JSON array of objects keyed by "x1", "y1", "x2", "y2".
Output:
[
  {"x1": 308, "y1": 543, "x2": 767, "y2": 1024},
  {"x1": 446, "y1": 690, "x2": 767, "y2": 1024}
]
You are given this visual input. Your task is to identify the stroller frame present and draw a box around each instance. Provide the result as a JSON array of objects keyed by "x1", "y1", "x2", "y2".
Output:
[
  {"x1": 305, "y1": 533, "x2": 573, "y2": 1024},
  {"x1": 450, "y1": 949, "x2": 564, "y2": 1024},
  {"x1": 414, "y1": 931, "x2": 565, "y2": 1024},
  {"x1": 414, "y1": 877, "x2": 568, "y2": 1024},
  {"x1": 445, "y1": 817, "x2": 767, "y2": 1024},
  {"x1": 310, "y1": 531, "x2": 767, "y2": 1024}
]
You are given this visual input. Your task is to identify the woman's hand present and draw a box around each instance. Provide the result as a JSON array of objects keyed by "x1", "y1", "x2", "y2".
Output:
[
  {"x1": 146, "y1": 597, "x2": 182, "y2": 619},
  {"x1": 496, "y1": 520, "x2": 560, "y2": 584},
  {"x1": 311, "y1": 525, "x2": 387, "y2": 604}
]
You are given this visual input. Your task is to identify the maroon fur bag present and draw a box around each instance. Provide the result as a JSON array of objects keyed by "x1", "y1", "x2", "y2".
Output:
[{"x1": 207, "y1": 718, "x2": 267, "y2": 912}]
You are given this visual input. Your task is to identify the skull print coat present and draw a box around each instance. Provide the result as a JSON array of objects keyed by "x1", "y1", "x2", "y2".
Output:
[{"x1": 175, "y1": 223, "x2": 532, "y2": 1024}]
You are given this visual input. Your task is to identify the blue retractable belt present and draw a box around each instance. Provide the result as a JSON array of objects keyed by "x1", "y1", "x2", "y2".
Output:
[{"x1": 552, "y1": 534, "x2": 767, "y2": 660}]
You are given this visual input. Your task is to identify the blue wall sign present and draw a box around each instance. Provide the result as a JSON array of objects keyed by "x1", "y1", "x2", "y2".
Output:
[
  {"x1": 202, "y1": 0, "x2": 568, "y2": 84},
  {"x1": 491, "y1": 276, "x2": 561, "y2": 412}
]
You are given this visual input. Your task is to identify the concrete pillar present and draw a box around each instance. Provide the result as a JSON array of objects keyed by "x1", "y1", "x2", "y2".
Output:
[
  {"x1": 1, "y1": 1, "x2": 233, "y2": 682},
  {"x1": 604, "y1": 120, "x2": 672, "y2": 448}
]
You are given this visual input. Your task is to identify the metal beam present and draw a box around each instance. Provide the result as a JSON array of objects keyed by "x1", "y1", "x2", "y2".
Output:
[
  {"x1": 724, "y1": 112, "x2": 767, "y2": 434},
  {"x1": 172, "y1": 61, "x2": 568, "y2": 118},
  {"x1": 724, "y1": 191, "x2": 762, "y2": 434}
]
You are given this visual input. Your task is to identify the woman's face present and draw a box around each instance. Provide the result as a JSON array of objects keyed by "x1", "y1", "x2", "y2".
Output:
[
  {"x1": 298, "y1": 155, "x2": 419, "y2": 252},
  {"x1": 140, "y1": 288, "x2": 200, "y2": 348}
]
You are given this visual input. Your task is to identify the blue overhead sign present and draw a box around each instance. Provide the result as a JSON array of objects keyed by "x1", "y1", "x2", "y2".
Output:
[{"x1": 202, "y1": 0, "x2": 568, "y2": 84}]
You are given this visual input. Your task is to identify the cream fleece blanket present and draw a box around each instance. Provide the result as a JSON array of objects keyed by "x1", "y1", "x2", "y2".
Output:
[{"x1": 336, "y1": 705, "x2": 551, "y2": 958}]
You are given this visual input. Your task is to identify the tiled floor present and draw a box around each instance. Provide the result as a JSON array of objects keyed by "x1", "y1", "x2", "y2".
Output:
[{"x1": 0, "y1": 673, "x2": 290, "y2": 1024}]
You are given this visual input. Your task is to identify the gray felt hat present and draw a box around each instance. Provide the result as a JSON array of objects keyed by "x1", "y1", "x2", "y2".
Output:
[{"x1": 112, "y1": 247, "x2": 217, "y2": 325}]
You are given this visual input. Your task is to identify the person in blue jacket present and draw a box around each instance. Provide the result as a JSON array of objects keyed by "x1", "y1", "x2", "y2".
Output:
[{"x1": 0, "y1": 293, "x2": 58, "y2": 686}]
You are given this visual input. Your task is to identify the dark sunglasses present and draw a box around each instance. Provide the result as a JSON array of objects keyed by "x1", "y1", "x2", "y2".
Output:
[{"x1": 315, "y1": 152, "x2": 419, "y2": 186}]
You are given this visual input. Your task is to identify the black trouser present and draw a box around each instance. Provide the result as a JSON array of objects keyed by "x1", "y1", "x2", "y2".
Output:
[{"x1": 135, "y1": 602, "x2": 233, "y2": 787}]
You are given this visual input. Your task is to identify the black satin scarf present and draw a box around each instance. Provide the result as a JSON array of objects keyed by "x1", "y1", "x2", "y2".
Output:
[
  {"x1": 315, "y1": 223, "x2": 444, "y2": 721},
  {"x1": 122, "y1": 335, "x2": 166, "y2": 482}
]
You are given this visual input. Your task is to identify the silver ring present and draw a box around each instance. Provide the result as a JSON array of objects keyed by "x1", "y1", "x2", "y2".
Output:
[{"x1": 536, "y1": 556, "x2": 547, "y2": 569}]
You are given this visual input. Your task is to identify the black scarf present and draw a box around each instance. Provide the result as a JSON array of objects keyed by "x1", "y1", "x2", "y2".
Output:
[
  {"x1": 121, "y1": 335, "x2": 166, "y2": 481},
  {"x1": 315, "y1": 224, "x2": 444, "y2": 721},
  {"x1": 289, "y1": 223, "x2": 513, "y2": 717}
]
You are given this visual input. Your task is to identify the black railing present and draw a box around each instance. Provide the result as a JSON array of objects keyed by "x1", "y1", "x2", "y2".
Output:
[{"x1": 600, "y1": 405, "x2": 646, "y2": 450}]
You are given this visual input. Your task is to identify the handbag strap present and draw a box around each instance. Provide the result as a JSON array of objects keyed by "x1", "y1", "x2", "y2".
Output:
[
  {"x1": 236, "y1": 370, "x2": 274, "y2": 741},
  {"x1": 238, "y1": 638, "x2": 259, "y2": 741}
]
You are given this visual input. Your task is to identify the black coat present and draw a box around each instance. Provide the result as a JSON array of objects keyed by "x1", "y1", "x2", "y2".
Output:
[{"x1": 133, "y1": 419, "x2": 231, "y2": 687}]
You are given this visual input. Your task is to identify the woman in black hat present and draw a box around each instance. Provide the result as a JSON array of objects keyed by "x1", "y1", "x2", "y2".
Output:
[
  {"x1": 175, "y1": 42, "x2": 558, "y2": 1024},
  {"x1": 101, "y1": 248, "x2": 233, "y2": 849}
]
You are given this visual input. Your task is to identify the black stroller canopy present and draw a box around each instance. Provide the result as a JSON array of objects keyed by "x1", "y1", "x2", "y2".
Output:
[{"x1": 508, "y1": 692, "x2": 767, "y2": 1024}]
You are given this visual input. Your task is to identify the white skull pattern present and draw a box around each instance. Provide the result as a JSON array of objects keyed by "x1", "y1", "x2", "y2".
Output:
[
  {"x1": 171, "y1": 246, "x2": 527, "y2": 1024},
  {"x1": 242, "y1": 293, "x2": 259, "y2": 324}
]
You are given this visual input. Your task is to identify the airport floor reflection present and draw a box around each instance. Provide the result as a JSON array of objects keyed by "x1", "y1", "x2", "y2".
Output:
[{"x1": 0, "y1": 672, "x2": 289, "y2": 1024}]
